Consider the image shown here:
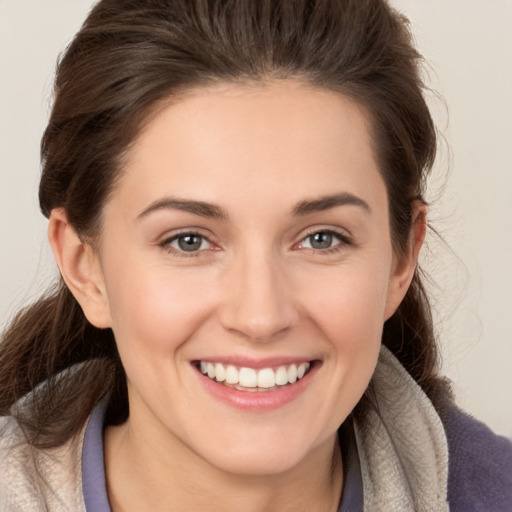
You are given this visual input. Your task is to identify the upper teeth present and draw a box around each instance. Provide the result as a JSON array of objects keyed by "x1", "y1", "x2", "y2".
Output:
[{"x1": 199, "y1": 361, "x2": 311, "y2": 389}]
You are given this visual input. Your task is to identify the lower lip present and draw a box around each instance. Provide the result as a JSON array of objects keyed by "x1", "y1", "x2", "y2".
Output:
[{"x1": 194, "y1": 363, "x2": 319, "y2": 411}]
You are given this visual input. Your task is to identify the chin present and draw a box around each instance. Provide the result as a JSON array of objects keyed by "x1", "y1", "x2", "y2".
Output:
[
  {"x1": 190, "y1": 426, "x2": 332, "y2": 477},
  {"x1": 204, "y1": 446, "x2": 310, "y2": 477}
]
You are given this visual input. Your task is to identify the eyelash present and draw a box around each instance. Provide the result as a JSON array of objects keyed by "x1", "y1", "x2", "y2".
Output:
[
  {"x1": 297, "y1": 229, "x2": 351, "y2": 254},
  {"x1": 160, "y1": 231, "x2": 214, "y2": 258},
  {"x1": 159, "y1": 229, "x2": 351, "y2": 257}
]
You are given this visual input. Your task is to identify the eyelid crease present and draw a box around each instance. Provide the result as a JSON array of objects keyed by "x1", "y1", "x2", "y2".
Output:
[
  {"x1": 157, "y1": 227, "x2": 352, "y2": 259},
  {"x1": 158, "y1": 226, "x2": 215, "y2": 244},
  {"x1": 295, "y1": 223, "x2": 352, "y2": 242},
  {"x1": 159, "y1": 230, "x2": 218, "y2": 257},
  {"x1": 296, "y1": 228, "x2": 352, "y2": 251}
]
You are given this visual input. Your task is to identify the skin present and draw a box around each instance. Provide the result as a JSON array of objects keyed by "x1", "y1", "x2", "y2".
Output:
[{"x1": 49, "y1": 80, "x2": 425, "y2": 512}]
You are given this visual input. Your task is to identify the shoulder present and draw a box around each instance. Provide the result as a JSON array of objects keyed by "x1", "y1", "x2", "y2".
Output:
[
  {"x1": 444, "y1": 405, "x2": 512, "y2": 511},
  {"x1": 0, "y1": 415, "x2": 87, "y2": 512}
]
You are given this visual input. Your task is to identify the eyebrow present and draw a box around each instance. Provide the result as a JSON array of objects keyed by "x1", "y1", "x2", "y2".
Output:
[
  {"x1": 292, "y1": 193, "x2": 371, "y2": 216},
  {"x1": 137, "y1": 192, "x2": 371, "y2": 221},
  {"x1": 137, "y1": 198, "x2": 229, "y2": 220}
]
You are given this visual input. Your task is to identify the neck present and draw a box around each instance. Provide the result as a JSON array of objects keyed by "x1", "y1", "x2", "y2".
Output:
[{"x1": 104, "y1": 418, "x2": 343, "y2": 512}]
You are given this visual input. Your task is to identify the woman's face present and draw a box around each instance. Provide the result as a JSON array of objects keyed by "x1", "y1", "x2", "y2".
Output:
[{"x1": 94, "y1": 81, "x2": 413, "y2": 475}]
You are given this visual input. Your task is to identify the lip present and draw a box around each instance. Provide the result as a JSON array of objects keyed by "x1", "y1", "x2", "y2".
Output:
[{"x1": 193, "y1": 359, "x2": 320, "y2": 411}]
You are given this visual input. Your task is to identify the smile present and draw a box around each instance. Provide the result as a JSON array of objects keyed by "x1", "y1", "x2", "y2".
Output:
[{"x1": 198, "y1": 361, "x2": 311, "y2": 391}]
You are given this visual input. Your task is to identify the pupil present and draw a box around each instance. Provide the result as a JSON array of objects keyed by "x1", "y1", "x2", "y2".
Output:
[
  {"x1": 178, "y1": 235, "x2": 202, "y2": 251},
  {"x1": 311, "y1": 232, "x2": 332, "y2": 249}
]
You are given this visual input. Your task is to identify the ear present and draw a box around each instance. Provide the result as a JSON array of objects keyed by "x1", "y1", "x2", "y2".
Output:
[
  {"x1": 48, "y1": 208, "x2": 112, "y2": 328},
  {"x1": 384, "y1": 202, "x2": 427, "y2": 321}
]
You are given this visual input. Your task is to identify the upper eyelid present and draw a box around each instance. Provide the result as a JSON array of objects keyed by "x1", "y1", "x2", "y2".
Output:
[
  {"x1": 157, "y1": 226, "x2": 351, "y2": 251},
  {"x1": 160, "y1": 228, "x2": 214, "y2": 244},
  {"x1": 298, "y1": 226, "x2": 351, "y2": 242},
  {"x1": 160, "y1": 232, "x2": 217, "y2": 257},
  {"x1": 158, "y1": 231, "x2": 212, "y2": 252},
  {"x1": 293, "y1": 230, "x2": 351, "y2": 256}
]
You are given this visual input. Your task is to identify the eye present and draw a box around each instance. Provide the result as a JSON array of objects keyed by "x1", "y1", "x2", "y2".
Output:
[
  {"x1": 299, "y1": 230, "x2": 348, "y2": 251},
  {"x1": 164, "y1": 233, "x2": 212, "y2": 253}
]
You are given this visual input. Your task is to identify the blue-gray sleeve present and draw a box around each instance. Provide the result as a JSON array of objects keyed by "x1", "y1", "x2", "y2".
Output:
[{"x1": 444, "y1": 405, "x2": 512, "y2": 512}]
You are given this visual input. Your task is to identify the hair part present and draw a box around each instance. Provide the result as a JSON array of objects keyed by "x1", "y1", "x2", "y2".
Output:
[{"x1": 1, "y1": 0, "x2": 451, "y2": 448}]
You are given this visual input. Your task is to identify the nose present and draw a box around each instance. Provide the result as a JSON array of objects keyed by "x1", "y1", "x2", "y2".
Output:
[{"x1": 218, "y1": 249, "x2": 300, "y2": 342}]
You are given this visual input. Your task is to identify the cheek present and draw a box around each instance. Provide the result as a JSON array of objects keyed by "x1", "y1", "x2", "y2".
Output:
[
  {"x1": 102, "y1": 259, "x2": 217, "y2": 357},
  {"x1": 303, "y1": 262, "x2": 391, "y2": 348},
  {"x1": 305, "y1": 262, "x2": 391, "y2": 415}
]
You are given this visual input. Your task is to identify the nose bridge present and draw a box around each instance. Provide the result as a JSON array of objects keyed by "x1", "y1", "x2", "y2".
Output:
[{"x1": 219, "y1": 244, "x2": 299, "y2": 341}]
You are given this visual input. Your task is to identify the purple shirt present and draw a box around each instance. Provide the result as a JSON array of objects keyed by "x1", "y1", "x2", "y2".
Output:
[{"x1": 82, "y1": 403, "x2": 111, "y2": 512}]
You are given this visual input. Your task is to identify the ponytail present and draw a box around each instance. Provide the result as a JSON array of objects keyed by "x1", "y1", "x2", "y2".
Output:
[{"x1": 0, "y1": 280, "x2": 127, "y2": 448}]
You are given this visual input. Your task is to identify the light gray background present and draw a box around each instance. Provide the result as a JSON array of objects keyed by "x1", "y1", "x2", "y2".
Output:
[{"x1": 1, "y1": 1, "x2": 511, "y2": 435}]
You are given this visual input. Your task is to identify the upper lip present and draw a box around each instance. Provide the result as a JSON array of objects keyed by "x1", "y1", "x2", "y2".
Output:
[{"x1": 192, "y1": 356, "x2": 317, "y2": 370}]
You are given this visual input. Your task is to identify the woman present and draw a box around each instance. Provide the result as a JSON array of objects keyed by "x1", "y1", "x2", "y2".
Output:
[{"x1": 0, "y1": 0, "x2": 510, "y2": 510}]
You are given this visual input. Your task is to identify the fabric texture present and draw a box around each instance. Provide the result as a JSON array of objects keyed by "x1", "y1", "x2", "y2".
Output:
[
  {"x1": 353, "y1": 346, "x2": 449, "y2": 511},
  {"x1": 0, "y1": 415, "x2": 86, "y2": 511},
  {"x1": 1, "y1": 346, "x2": 511, "y2": 511},
  {"x1": 444, "y1": 406, "x2": 512, "y2": 511}
]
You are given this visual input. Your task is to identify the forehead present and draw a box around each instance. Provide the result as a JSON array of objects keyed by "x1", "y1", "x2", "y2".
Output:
[{"x1": 110, "y1": 80, "x2": 386, "y2": 218}]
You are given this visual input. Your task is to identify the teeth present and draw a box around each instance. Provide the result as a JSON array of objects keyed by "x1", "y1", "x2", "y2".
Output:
[
  {"x1": 257, "y1": 368, "x2": 275, "y2": 388},
  {"x1": 225, "y1": 365, "x2": 239, "y2": 384},
  {"x1": 239, "y1": 367, "x2": 257, "y2": 388},
  {"x1": 199, "y1": 361, "x2": 311, "y2": 389},
  {"x1": 288, "y1": 364, "x2": 298, "y2": 384},
  {"x1": 275, "y1": 366, "x2": 288, "y2": 386},
  {"x1": 215, "y1": 363, "x2": 226, "y2": 382}
]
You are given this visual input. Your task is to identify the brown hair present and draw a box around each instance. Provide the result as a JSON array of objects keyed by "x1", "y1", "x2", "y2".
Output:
[{"x1": 0, "y1": 0, "x2": 450, "y2": 448}]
